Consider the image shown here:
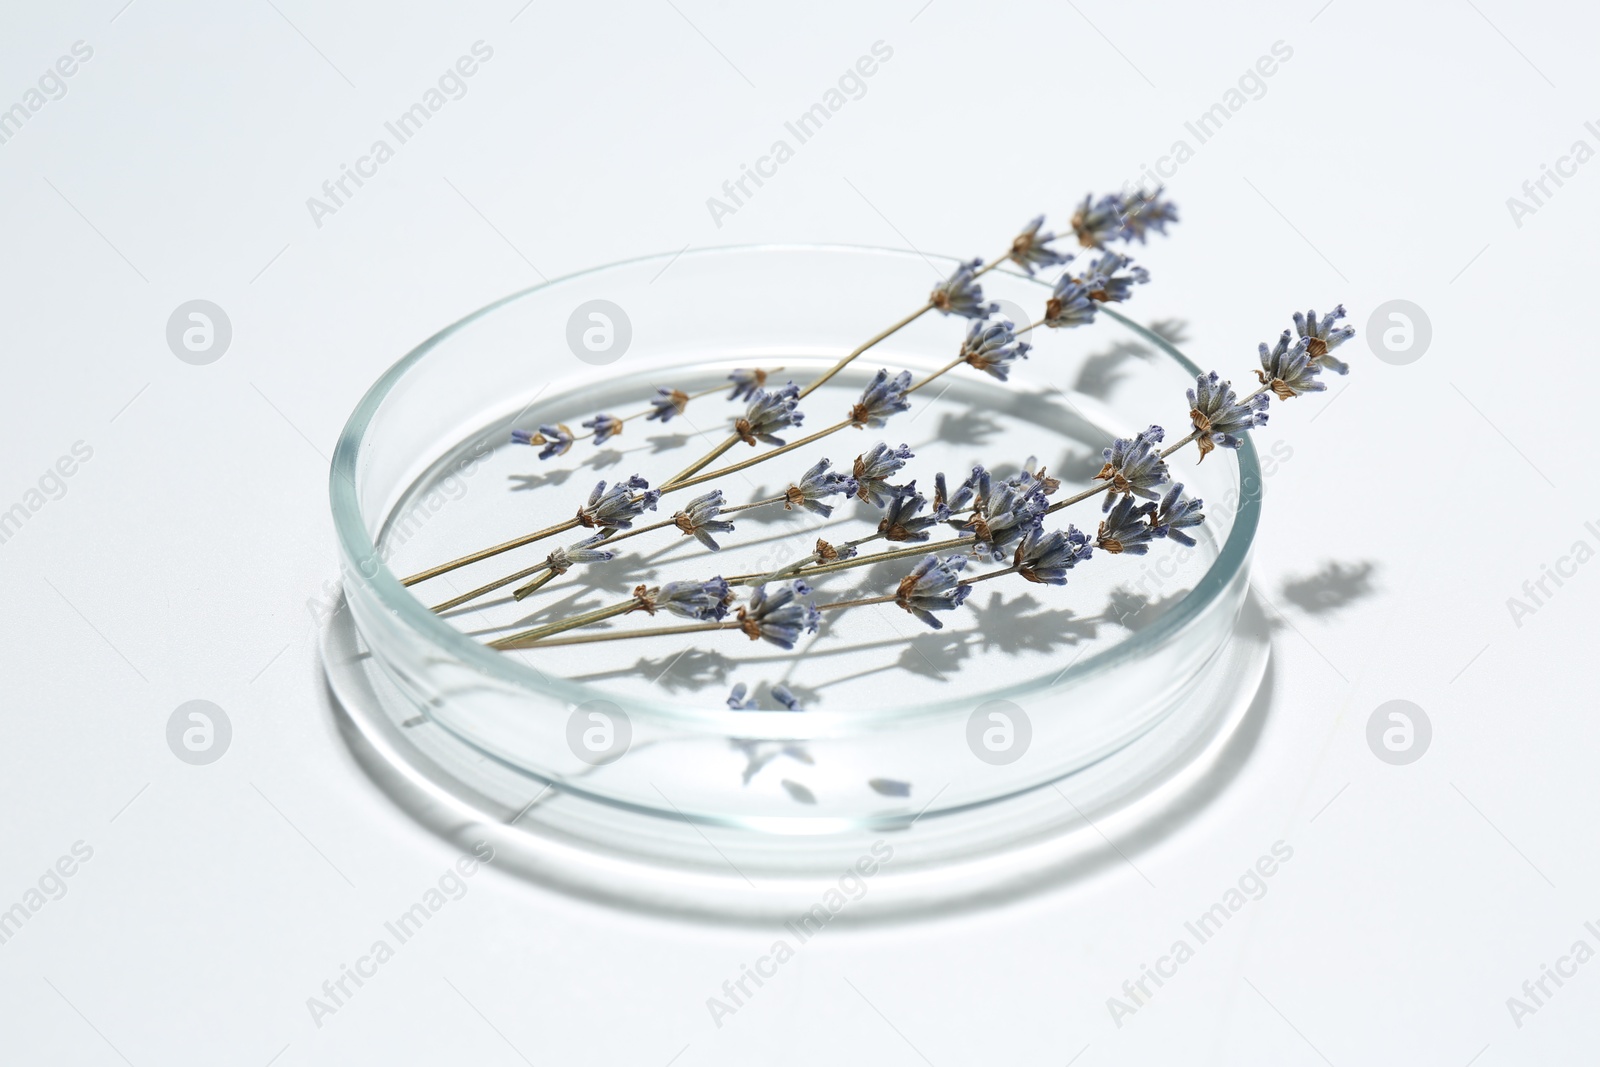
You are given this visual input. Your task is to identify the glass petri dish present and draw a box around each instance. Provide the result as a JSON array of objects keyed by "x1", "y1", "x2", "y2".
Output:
[{"x1": 325, "y1": 245, "x2": 1268, "y2": 915}]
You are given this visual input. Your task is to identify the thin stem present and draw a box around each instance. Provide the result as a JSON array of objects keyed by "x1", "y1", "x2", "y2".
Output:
[
  {"x1": 796, "y1": 302, "x2": 935, "y2": 400},
  {"x1": 432, "y1": 560, "x2": 552, "y2": 613},
  {"x1": 401, "y1": 517, "x2": 581, "y2": 586},
  {"x1": 667, "y1": 420, "x2": 854, "y2": 492},
  {"x1": 904, "y1": 357, "x2": 963, "y2": 395},
  {"x1": 501, "y1": 620, "x2": 738, "y2": 650},
  {"x1": 489, "y1": 597, "x2": 645, "y2": 649}
]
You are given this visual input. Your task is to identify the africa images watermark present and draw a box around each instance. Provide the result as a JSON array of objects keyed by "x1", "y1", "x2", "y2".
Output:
[
  {"x1": 305, "y1": 41, "x2": 495, "y2": 229},
  {"x1": 1105, "y1": 841, "x2": 1295, "y2": 1028},
  {"x1": 0, "y1": 840, "x2": 95, "y2": 949},
  {"x1": 304, "y1": 841, "x2": 496, "y2": 1028},
  {"x1": 1505, "y1": 118, "x2": 1600, "y2": 229},
  {"x1": 705, "y1": 839, "x2": 895, "y2": 1028},
  {"x1": 1113, "y1": 40, "x2": 1295, "y2": 200},
  {"x1": 0, "y1": 40, "x2": 95, "y2": 147},
  {"x1": 1503, "y1": 918, "x2": 1600, "y2": 1030},
  {"x1": 0, "y1": 440, "x2": 94, "y2": 549},
  {"x1": 1503, "y1": 516, "x2": 1600, "y2": 629},
  {"x1": 704, "y1": 40, "x2": 895, "y2": 228}
]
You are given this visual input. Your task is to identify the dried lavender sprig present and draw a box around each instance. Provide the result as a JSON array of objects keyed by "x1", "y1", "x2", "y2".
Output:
[
  {"x1": 509, "y1": 380, "x2": 744, "y2": 454},
  {"x1": 497, "y1": 556, "x2": 1022, "y2": 649},
  {"x1": 414, "y1": 223, "x2": 1162, "y2": 585},
  {"x1": 660, "y1": 238, "x2": 1034, "y2": 489},
  {"x1": 431, "y1": 537, "x2": 615, "y2": 613},
  {"x1": 431, "y1": 494, "x2": 788, "y2": 611},
  {"x1": 490, "y1": 575, "x2": 736, "y2": 648}
]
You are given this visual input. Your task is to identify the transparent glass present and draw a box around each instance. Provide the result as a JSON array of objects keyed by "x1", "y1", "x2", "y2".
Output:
[{"x1": 327, "y1": 246, "x2": 1264, "y2": 908}]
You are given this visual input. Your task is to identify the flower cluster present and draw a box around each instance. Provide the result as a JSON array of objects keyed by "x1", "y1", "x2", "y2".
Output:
[
  {"x1": 1097, "y1": 426, "x2": 1170, "y2": 510},
  {"x1": 674, "y1": 490, "x2": 736, "y2": 550},
  {"x1": 1256, "y1": 330, "x2": 1325, "y2": 400},
  {"x1": 1014, "y1": 525, "x2": 1092, "y2": 584},
  {"x1": 648, "y1": 388, "x2": 690, "y2": 423},
  {"x1": 728, "y1": 368, "x2": 769, "y2": 401},
  {"x1": 1071, "y1": 188, "x2": 1178, "y2": 247},
  {"x1": 1010, "y1": 216, "x2": 1072, "y2": 275},
  {"x1": 735, "y1": 383, "x2": 805, "y2": 446},
  {"x1": 850, "y1": 369, "x2": 913, "y2": 428},
  {"x1": 1294, "y1": 305, "x2": 1355, "y2": 376},
  {"x1": 737, "y1": 581, "x2": 822, "y2": 649},
  {"x1": 576, "y1": 475, "x2": 661, "y2": 530},
  {"x1": 545, "y1": 537, "x2": 615, "y2": 575},
  {"x1": 785, "y1": 458, "x2": 858, "y2": 517},
  {"x1": 511, "y1": 423, "x2": 575, "y2": 461},
  {"x1": 727, "y1": 682, "x2": 801, "y2": 711},
  {"x1": 877, "y1": 482, "x2": 940, "y2": 543},
  {"x1": 583, "y1": 413, "x2": 623, "y2": 445},
  {"x1": 929, "y1": 258, "x2": 998, "y2": 319},
  {"x1": 1188, "y1": 371, "x2": 1269, "y2": 459},
  {"x1": 853, "y1": 442, "x2": 914, "y2": 507},
  {"x1": 895, "y1": 554, "x2": 972, "y2": 629},
  {"x1": 948, "y1": 467, "x2": 1047, "y2": 561},
  {"x1": 640, "y1": 576, "x2": 734, "y2": 621},
  {"x1": 960, "y1": 319, "x2": 1032, "y2": 381}
]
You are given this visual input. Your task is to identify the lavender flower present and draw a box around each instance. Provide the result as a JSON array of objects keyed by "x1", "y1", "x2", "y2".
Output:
[
  {"x1": 1078, "y1": 250, "x2": 1149, "y2": 303},
  {"x1": 785, "y1": 458, "x2": 857, "y2": 517},
  {"x1": 1010, "y1": 216, "x2": 1072, "y2": 275},
  {"x1": 814, "y1": 537, "x2": 857, "y2": 562},
  {"x1": 1008, "y1": 456, "x2": 1061, "y2": 497},
  {"x1": 1070, "y1": 193, "x2": 1127, "y2": 248},
  {"x1": 545, "y1": 537, "x2": 615, "y2": 575},
  {"x1": 646, "y1": 576, "x2": 733, "y2": 621},
  {"x1": 1121, "y1": 187, "x2": 1179, "y2": 243},
  {"x1": 728, "y1": 368, "x2": 769, "y2": 402},
  {"x1": 894, "y1": 554, "x2": 972, "y2": 629},
  {"x1": 1188, "y1": 371, "x2": 1269, "y2": 459},
  {"x1": 1096, "y1": 496, "x2": 1159, "y2": 555},
  {"x1": 729, "y1": 687, "x2": 806, "y2": 713},
  {"x1": 735, "y1": 383, "x2": 804, "y2": 446},
  {"x1": 877, "y1": 482, "x2": 940, "y2": 543},
  {"x1": 1013, "y1": 525, "x2": 1093, "y2": 584},
  {"x1": 583, "y1": 413, "x2": 623, "y2": 445},
  {"x1": 647, "y1": 387, "x2": 690, "y2": 423},
  {"x1": 673, "y1": 490, "x2": 736, "y2": 550},
  {"x1": 576, "y1": 475, "x2": 661, "y2": 530},
  {"x1": 1044, "y1": 275, "x2": 1098, "y2": 329},
  {"x1": 933, "y1": 468, "x2": 974, "y2": 519},
  {"x1": 929, "y1": 258, "x2": 998, "y2": 319},
  {"x1": 1152, "y1": 484, "x2": 1205, "y2": 547},
  {"x1": 960, "y1": 319, "x2": 1032, "y2": 381},
  {"x1": 736, "y1": 581, "x2": 822, "y2": 649},
  {"x1": 853, "y1": 442, "x2": 914, "y2": 507},
  {"x1": 726, "y1": 682, "x2": 801, "y2": 711},
  {"x1": 1256, "y1": 330, "x2": 1325, "y2": 400},
  {"x1": 512, "y1": 423, "x2": 574, "y2": 461},
  {"x1": 1097, "y1": 425, "x2": 1169, "y2": 510},
  {"x1": 850, "y1": 369, "x2": 913, "y2": 428},
  {"x1": 957, "y1": 468, "x2": 1046, "y2": 560},
  {"x1": 1294, "y1": 305, "x2": 1355, "y2": 376}
]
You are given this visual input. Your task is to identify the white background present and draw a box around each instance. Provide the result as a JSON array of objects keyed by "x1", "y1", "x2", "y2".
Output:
[{"x1": 2, "y1": 0, "x2": 1597, "y2": 1063}]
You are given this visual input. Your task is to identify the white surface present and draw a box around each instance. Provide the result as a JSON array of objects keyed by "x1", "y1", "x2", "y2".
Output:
[{"x1": 2, "y1": 0, "x2": 1596, "y2": 1063}]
